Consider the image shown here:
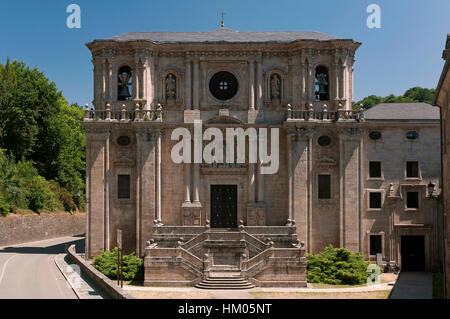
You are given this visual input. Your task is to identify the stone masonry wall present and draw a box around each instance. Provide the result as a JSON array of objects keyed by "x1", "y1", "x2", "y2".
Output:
[{"x1": 0, "y1": 212, "x2": 86, "y2": 247}]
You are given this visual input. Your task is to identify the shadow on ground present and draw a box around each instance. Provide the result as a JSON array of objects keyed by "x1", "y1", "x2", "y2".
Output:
[{"x1": 0, "y1": 236, "x2": 85, "y2": 255}]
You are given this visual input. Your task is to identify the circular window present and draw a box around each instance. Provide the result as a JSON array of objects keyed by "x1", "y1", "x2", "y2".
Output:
[
  {"x1": 117, "y1": 136, "x2": 131, "y2": 146},
  {"x1": 209, "y1": 71, "x2": 238, "y2": 101},
  {"x1": 318, "y1": 136, "x2": 332, "y2": 147},
  {"x1": 369, "y1": 131, "x2": 382, "y2": 140},
  {"x1": 406, "y1": 131, "x2": 419, "y2": 140}
]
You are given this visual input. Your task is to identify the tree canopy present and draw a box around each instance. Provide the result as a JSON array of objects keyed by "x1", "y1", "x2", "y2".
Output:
[
  {"x1": 354, "y1": 87, "x2": 436, "y2": 110},
  {"x1": 0, "y1": 58, "x2": 85, "y2": 214}
]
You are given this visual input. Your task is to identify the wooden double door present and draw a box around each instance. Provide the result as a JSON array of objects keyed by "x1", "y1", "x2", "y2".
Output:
[{"x1": 210, "y1": 185, "x2": 238, "y2": 229}]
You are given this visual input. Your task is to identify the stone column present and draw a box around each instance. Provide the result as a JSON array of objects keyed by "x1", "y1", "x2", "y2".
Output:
[
  {"x1": 85, "y1": 130, "x2": 110, "y2": 258},
  {"x1": 248, "y1": 60, "x2": 255, "y2": 110},
  {"x1": 185, "y1": 163, "x2": 191, "y2": 203},
  {"x1": 292, "y1": 129, "x2": 312, "y2": 252},
  {"x1": 256, "y1": 60, "x2": 263, "y2": 109},
  {"x1": 185, "y1": 61, "x2": 192, "y2": 110},
  {"x1": 257, "y1": 162, "x2": 265, "y2": 203},
  {"x1": 290, "y1": 57, "x2": 299, "y2": 107},
  {"x1": 193, "y1": 60, "x2": 200, "y2": 110},
  {"x1": 157, "y1": 131, "x2": 162, "y2": 222},
  {"x1": 339, "y1": 128, "x2": 362, "y2": 252},
  {"x1": 308, "y1": 63, "x2": 315, "y2": 101},
  {"x1": 334, "y1": 62, "x2": 340, "y2": 100},
  {"x1": 339, "y1": 64, "x2": 345, "y2": 101},
  {"x1": 134, "y1": 59, "x2": 140, "y2": 100},
  {"x1": 136, "y1": 129, "x2": 158, "y2": 257},
  {"x1": 300, "y1": 61, "x2": 307, "y2": 102},
  {"x1": 193, "y1": 164, "x2": 200, "y2": 203},
  {"x1": 248, "y1": 163, "x2": 256, "y2": 202},
  {"x1": 287, "y1": 132, "x2": 293, "y2": 221}
]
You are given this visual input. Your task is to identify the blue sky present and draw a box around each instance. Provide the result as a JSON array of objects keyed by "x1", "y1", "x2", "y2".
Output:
[{"x1": 1, "y1": 0, "x2": 449, "y2": 105}]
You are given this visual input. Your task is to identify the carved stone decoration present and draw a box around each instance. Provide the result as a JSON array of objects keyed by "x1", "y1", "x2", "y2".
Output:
[
  {"x1": 165, "y1": 73, "x2": 176, "y2": 105},
  {"x1": 247, "y1": 206, "x2": 266, "y2": 226},
  {"x1": 182, "y1": 206, "x2": 201, "y2": 226},
  {"x1": 270, "y1": 74, "x2": 281, "y2": 103}
]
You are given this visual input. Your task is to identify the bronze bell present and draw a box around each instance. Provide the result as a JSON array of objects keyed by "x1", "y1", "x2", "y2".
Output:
[{"x1": 118, "y1": 84, "x2": 131, "y2": 100}]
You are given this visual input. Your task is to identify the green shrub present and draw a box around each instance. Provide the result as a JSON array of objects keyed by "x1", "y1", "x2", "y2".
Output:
[
  {"x1": 0, "y1": 192, "x2": 11, "y2": 216},
  {"x1": 49, "y1": 181, "x2": 77, "y2": 212},
  {"x1": 307, "y1": 245, "x2": 370, "y2": 285},
  {"x1": 93, "y1": 248, "x2": 144, "y2": 281},
  {"x1": 26, "y1": 176, "x2": 57, "y2": 213}
]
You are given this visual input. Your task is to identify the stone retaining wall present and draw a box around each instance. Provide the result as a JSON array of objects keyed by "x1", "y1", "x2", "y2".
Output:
[
  {"x1": 0, "y1": 212, "x2": 86, "y2": 247},
  {"x1": 67, "y1": 244, "x2": 133, "y2": 299}
]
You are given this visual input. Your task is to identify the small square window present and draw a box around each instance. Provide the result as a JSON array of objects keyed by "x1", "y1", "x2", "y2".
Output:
[
  {"x1": 406, "y1": 161, "x2": 419, "y2": 178},
  {"x1": 369, "y1": 192, "x2": 382, "y2": 209},
  {"x1": 406, "y1": 192, "x2": 419, "y2": 209},
  {"x1": 118, "y1": 175, "x2": 131, "y2": 199},
  {"x1": 369, "y1": 162, "x2": 382, "y2": 178},
  {"x1": 370, "y1": 235, "x2": 382, "y2": 255},
  {"x1": 318, "y1": 175, "x2": 331, "y2": 199}
]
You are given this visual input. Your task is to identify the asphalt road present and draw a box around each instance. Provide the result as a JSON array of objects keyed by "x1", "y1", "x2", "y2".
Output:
[{"x1": 0, "y1": 236, "x2": 85, "y2": 299}]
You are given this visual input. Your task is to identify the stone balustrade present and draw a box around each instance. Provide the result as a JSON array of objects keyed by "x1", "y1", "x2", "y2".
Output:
[
  {"x1": 286, "y1": 107, "x2": 364, "y2": 122},
  {"x1": 83, "y1": 104, "x2": 163, "y2": 122}
]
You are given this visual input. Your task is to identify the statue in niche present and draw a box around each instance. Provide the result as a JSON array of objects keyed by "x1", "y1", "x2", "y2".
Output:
[
  {"x1": 270, "y1": 74, "x2": 281, "y2": 103},
  {"x1": 165, "y1": 73, "x2": 176, "y2": 104}
]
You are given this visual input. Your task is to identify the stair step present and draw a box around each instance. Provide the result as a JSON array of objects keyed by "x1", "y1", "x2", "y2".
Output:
[
  {"x1": 196, "y1": 284, "x2": 255, "y2": 290},
  {"x1": 204, "y1": 278, "x2": 246, "y2": 281},
  {"x1": 196, "y1": 272, "x2": 255, "y2": 289}
]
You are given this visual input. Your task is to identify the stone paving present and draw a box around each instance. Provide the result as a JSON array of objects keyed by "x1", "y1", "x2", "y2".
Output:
[
  {"x1": 389, "y1": 272, "x2": 432, "y2": 299},
  {"x1": 123, "y1": 277, "x2": 397, "y2": 299}
]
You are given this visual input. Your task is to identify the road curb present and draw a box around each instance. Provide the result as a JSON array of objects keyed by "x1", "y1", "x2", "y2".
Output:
[{"x1": 53, "y1": 254, "x2": 81, "y2": 299}]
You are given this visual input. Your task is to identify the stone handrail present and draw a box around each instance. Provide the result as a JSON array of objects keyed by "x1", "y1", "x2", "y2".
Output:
[
  {"x1": 83, "y1": 107, "x2": 163, "y2": 122},
  {"x1": 178, "y1": 247, "x2": 204, "y2": 270},
  {"x1": 146, "y1": 247, "x2": 203, "y2": 273},
  {"x1": 181, "y1": 232, "x2": 208, "y2": 251},
  {"x1": 287, "y1": 109, "x2": 364, "y2": 121},
  {"x1": 243, "y1": 232, "x2": 268, "y2": 252},
  {"x1": 241, "y1": 247, "x2": 273, "y2": 273}
]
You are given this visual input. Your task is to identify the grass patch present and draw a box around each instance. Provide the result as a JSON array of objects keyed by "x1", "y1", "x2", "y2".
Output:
[{"x1": 250, "y1": 291, "x2": 391, "y2": 299}]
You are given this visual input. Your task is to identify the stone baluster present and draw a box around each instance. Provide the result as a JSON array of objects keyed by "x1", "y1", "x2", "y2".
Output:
[{"x1": 106, "y1": 103, "x2": 111, "y2": 120}]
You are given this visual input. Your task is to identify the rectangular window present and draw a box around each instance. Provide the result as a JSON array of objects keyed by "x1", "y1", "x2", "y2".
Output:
[
  {"x1": 318, "y1": 175, "x2": 331, "y2": 199},
  {"x1": 369, "y1": 192, "x2": 382, "y2": 209},
  {"x1": 406, "y1": 192, "x2": 419, "y2": 209},
  {"x1": 370, "y1": 235, "x2": 382, "y2": 255},
  {"x1": 369, "y1": 161, "x2": 382, "y2": 178},
  {"x1": 117, "y1": 175, "x2": 131, "y2": 199},
  {"x1": 406, "y1": 161, "x2": 419, "y2": 178}
]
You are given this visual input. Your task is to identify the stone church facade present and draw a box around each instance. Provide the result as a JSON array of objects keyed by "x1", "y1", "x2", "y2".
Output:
[{"x1": 83, "y1": 28, "x2": 442, "y2": 287}]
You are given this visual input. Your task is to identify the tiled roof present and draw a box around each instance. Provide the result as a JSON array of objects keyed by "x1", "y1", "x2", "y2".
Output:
[
  {"x1": 107, "y1": 28, "x2": 339, "y2": 43},
  {"x1": 364, "y1": 103, "x2": 440, "y2": 120}
]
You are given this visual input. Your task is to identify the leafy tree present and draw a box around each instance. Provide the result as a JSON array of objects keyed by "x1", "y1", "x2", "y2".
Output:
[
  {"x1": 0, "y1": 58, "x2": 85, "y2": 209},
  {"x1": 354, "y1": 87, "x2": 436, "y2": 110}
]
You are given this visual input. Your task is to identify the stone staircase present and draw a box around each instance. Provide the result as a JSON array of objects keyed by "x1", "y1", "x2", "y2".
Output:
[{"x1": 196, "y1": 271, "x2": 255, "y2": 289}]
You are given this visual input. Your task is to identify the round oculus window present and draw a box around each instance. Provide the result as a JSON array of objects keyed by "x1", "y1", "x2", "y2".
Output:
[
  {"x1": 209, "y1": 71, "x2": 238, "y2": 101},
  {"x1": 117, "y1": 136, "x2": 131, "y2": 146},
  {"x1": 318, "y1": 136, "x2": 332, "y2": 147}
]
